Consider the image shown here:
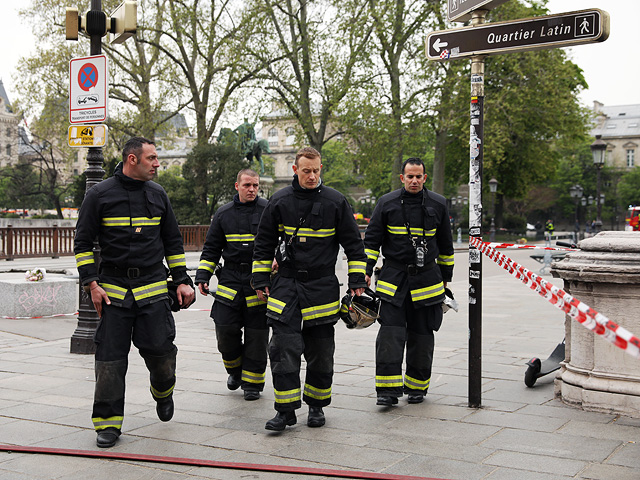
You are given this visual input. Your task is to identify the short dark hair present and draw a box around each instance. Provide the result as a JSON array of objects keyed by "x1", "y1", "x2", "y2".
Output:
[
  {"x1": 295, "y1": 146, "x2": 321, "y2": 165},
  {"x1": 236, "y1": 168, "x2": 259, "y2": 183},
  {"x1": 401, "y1": 157, "x2": 425, "y2": 175},
  {"x1": 122, "y1": 136, "x2": 155, "y2": 163}
]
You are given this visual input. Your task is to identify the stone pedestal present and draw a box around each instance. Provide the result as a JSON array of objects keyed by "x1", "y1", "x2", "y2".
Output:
[
  {"x1": 0, "y1": 273, "x2": 77, "y2": 318},
  {"x1": 552, "y1": 231, "x2": 640, "y2": 417}
]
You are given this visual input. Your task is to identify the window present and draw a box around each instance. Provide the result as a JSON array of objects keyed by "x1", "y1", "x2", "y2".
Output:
[
  {"x1": 5, "y1": 144, "x2": 10, "y2": 156},
  {"x1": 6, "y1": 128, "x2": 10, "y2": 137},
  {"x1": 627, "y1": 149, "x2": 635, "y2": 168},
  {"x1": 285, "y1": 127, "x2": 295, "y2": 136},
  {"x1": 268, "y1": 128, "x2": 278, "y2": 137}
]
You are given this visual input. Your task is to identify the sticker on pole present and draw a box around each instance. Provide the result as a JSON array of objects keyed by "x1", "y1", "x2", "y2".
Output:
[
  {"x1": 68, "y1": 125, "x2": 108, "y2": 147},
  {"x1": 69, "y1": 55, "x2": 108, "y2": 124}
]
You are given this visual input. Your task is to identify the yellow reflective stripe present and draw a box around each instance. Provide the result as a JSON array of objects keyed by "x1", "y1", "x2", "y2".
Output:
[
  {"x1": 278, "y1": 224, "x2": 285, "y2": 232},
  {"x1": 246, "y1": 295, "x2": 266, "y2": 308},
  {"x1": 365, "y1": 248, "x2": 379, "y2": 261},
  {"x1": 274, "y1": 388, "x2": 301, "y2": 404},
  {"x1": 225, "y1": 233, "x2": 255, "y2": 242},
  {"x1": 131, "y1": 280, "x2": 168, "y2": 301},
  {"x1": 375, "y1": 375, "x2": 403, "y2": 387},
  {"x1": 404, "y1": 375, "x2": 430, "y2": 390},
  {"x1": 131, "y1": 216, "x2": 161, "y2": 226},
  {"x1": 301, "y1": 300, "x2": 340, "y2": 321},
  {"x1": 303, "y1": 383, "x2": 331, "y2": 400},
  {"x1": 437, "y1": 254, "x2": 454, "y2": 266},
  {"x1": 376, "y1": 280, "x2": 397, "y2": 297},
  {"x1": 282, "y1": 225, "x2": 335, "y2": 238},
  {"x1": 410, "y1": 282, "x2": 445, "y2": 302},
  {"x1": 216, "y1": 284, "x2": 237, "y2": 301},
  {"x1": 386, "y1": 226, "x2": 434, "y2": 236},
  {"x1": 92, "y1": 416, "x2": 124, "y2": 430},
  {"x1": 267, "y1": 296, "x2": 286, "y2": 314},
  {"x1": 348, "y1": 260, "x2": 366, "y2": 274},
  {"x1": 166, "y1": 254, "x2": 186, "y2": 268},
  {"x1": 102, "y1": 217, "x2": 130, "y2": 226},
  {"x1": 224, "y1": 356, "x2": 242, "y2": 369},
  {"x1": 75, "y1": 252, "x2": 95, "y2": 267},
  {"x1": 151, "y1": 384, "x2": 174, "y2": 399},
  {"x1": 242, "y1": 370, "x2": 265, "y2": 384},
  {"x1": 101, "y1": 283, "x2": 127, "y2": 300},
  {"x1": 198, "y1": 259, "x2": 216, "y2": 273},
  {"x1": 253, "y1": 260, "x2": 272, "y2": 273}
]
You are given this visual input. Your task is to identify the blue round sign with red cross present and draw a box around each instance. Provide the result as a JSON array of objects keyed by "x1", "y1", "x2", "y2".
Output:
[{"x1": 78, "y1": 63, "x2": 99, "y2": 92}]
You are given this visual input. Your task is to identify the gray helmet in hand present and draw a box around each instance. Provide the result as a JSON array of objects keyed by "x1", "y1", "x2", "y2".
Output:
[{"x1": 339, "y1": 287, "x2": 381, "y2": 329}]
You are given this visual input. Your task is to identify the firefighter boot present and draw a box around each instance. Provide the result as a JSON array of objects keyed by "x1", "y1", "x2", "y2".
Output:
[
  {"x1": 93, "y1": 359, "x2": 128, "y2": 444},
  {"x1": 143, "y1": 347, "x2": 177, "y2": 422},
  {"x1": 307, "y1": 407, "x2": 325, "y2": 427},
  {"x1": 96, "y1": 427, "x2": 120, "y2": 448},
  {"x1": 265, "y1": 411, "x2": 297, "y2": 431}
]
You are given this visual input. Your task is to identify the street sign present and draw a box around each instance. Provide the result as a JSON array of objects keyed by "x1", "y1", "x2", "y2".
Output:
[
  {"x1": 69, "y1": 55, "x2": 108, "y2": 124},
  {"x1": 448, "y1": 0, "x2": 509, "y2": 23},
  {"x1": 68, "y1": 125, "x2": 108, "y2": 148},
  {"x1": 427, "y1": 9, "x2": 609, "y2": 61}
]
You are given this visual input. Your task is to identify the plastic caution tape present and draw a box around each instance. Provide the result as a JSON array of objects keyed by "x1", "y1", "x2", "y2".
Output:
[
  {"x1": 486, "y1": 242, "x2": 576, "y2": 252},
  {"x1": 470, "y1": 236, "x2": 640, "y2": 359},
  {"x1": 1, "y1": 312, "x2": 78, "y2": 320}
]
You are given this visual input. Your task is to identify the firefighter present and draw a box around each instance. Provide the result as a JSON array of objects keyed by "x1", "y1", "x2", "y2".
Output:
[
  {"x1": 195, "y1": 169, "x2": 269, "y2": 401},
  {"x1": 251, "y1": 147, "x2": 367, "y2": 431},
  {"x1": 364, "y1": 158, "x2": 454, "y2": 406},
  {"x1": 74, "y1": 137, "x2": 195, "y2": 448}
]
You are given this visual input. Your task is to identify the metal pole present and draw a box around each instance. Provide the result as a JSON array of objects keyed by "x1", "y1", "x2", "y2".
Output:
[
  {"x1": 71, "y1": 0, "x2": 106, "y2": 354},
  {"x1": 468, "y1": 10, "x2": 487, "y2": 409},
  {"x1": 596, "y1": 165, "x2": 603, "y2": 232}
]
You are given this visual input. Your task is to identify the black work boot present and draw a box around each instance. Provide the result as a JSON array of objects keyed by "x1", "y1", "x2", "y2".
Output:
[
  {"x1": 96, "y1": 427, "x2": 120, "y2": 448},
  {"x1": 376, "y1": 396, "x2": 399, "y2": 406},
  {"x1": 407, "y1": 393, "x2": 424, "y2": 404},
  {"x1": 227, "y1": 374, "x2": 242, "y2": 391},
  {"x1": 307, "y1": 407, "x2": 325, "y2": 427},
  {"x1": 243, "y1": 390, "x2": 260, "y2": 401},
  {"x1": 156, "y1": 396, "x2": 174, "y2": 421},
  {"x1": 265, "y1": 411, "x2": 297, "y2": 431}
]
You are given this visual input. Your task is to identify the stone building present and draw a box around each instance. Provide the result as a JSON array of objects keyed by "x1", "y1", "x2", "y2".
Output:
[
  {"x1": 259, "y1": 105, "x2": 301, "y2": 191},
  {"x1": 591, "y1": 101, "x2": 639, "y2": 169},
  {"x1": 0, "y1": 80, "x2": 20, "y2": 168}
]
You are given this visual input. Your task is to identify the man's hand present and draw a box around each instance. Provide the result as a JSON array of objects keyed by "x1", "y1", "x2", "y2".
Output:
[
  {"x1": 88, "y1": 281, "x2": 109, "y2": 317},
  {"x1": 351, "y1": 287, "x2": 365, "y2": 296},
  {"x1": 177, "y1": 283, "x2": 196, "y2": 308},
  {"x1": 256, "y1": 287, "x2": 270, "y2": 303},
  {"x1": 197, "y1": 282, "x2": 210, "y2": 296},
  {"x1": 365, "y1": 275, "x2": 371, "y2": 287}
]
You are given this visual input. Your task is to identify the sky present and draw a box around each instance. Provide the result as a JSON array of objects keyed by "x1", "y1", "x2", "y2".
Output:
[{"x1": 1, "y1": 1, "x2": 639, "y2": 110}]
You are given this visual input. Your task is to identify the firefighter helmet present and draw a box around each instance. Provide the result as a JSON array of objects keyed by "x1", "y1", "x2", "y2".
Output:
[
  {"x1": 339, "y1": 287, "x2": 381, "y2": 329},
  {"x1": 442, "y1": 287, "x2": 458, "y2": 313}
]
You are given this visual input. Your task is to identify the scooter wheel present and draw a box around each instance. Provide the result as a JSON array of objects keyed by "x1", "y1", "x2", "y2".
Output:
[{"x1": 524, "y1": 358, "x2": 541, "y2": 388}]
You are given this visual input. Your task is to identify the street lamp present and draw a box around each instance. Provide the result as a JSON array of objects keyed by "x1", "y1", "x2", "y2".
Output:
[
  {"x1": 569, "y1": 184, "x2": 583, "y2": 227},
  {"x1": 591, "y1": 134, "x2": 607, "y2": 233},
  {"x1": 488, "y1": 177, "x2": 498, "y2": 241}
]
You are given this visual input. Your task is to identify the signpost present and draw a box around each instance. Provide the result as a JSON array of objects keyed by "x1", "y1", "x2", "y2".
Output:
[
  {"x1": 428, "y1": 9, "x2": 610, "y2": 60},
  {"x1": 69, "y1": 54, "x2": 108, "y2": 124},
  {"x1": 447, "y1": 0, "x2": 509, "y2": 23}
]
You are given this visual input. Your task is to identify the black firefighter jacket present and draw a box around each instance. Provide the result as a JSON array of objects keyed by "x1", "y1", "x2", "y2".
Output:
[
  {"x1": 251, "y1": 176, "x2": 367, "y2": 327},
  {"x1": 195, "y1": 195, "x2": 268, "y2": 310},
  {"x1": 74, "y1": 162, "x2": 189, "y2": 307},
  {"x1": 364, "y1": 187, "x2": 454, "y2": 308}
]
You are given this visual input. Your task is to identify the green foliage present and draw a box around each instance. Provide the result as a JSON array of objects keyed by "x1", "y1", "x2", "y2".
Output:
[
  {"x1": 321, "y1": 141, "x2": 358, "y2": 194},
  {"x1": 618, "y1": 167, "x2": 640, "y2": 208}
]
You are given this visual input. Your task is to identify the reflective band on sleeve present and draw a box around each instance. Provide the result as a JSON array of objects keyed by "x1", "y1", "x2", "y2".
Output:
[
  {"x1": 92, "y1": 416, "x2": 124, "y2": 431},
  {"x1": 75, "y1": 251, "x2": 95, "y2": 267},
  {"x1": 375, "y1": 375, "x2": 403, "y2": 388},
  {"x1": 348, "y1": 261, "x2": 366, "y2": 274},
  {"x1": 437, "y1": 254, "x2": 454, "y2": 266},
  {"x1": 303, "y1": 383, "x2": 331, "y2": 400},
  {"x1": 101, "y1": 283, "x2": 127, "y2": 300},
  {"x1": 216, "y1": 284, "x2": 237, "y2": 301},
  {"x1": 246, "y1": 295, "x2": 267, "y2": 308},
  {"x1": 166, "y1": 254, "x2": 186, "y2": 268},
  {"x1": 267, "y1": 297, "x2": 286, "y2": 314},
  {"x1": 198, "y1": 259, "x2": 216, "y2": 273},
  {"x1": 225, "y1": 233, "x2": 255, "y2": 242},
  {"x1": 376, "y1": 280, "x2": 397, "y2": 297},
  {"x1": 132, "y1": 217, "x2": 161, "y2": 226},
  {"x1": 410, "y1": 282, "x2": 444, "y2": 302},
  {"x1": 102, "y1": 217, "x2": 130, "y2": 227},
  {"x1": 253, "y1": 260, "x2": 272, "y2": 273},
  {"x1": 131, "y1": 280, "x2": 168, "y2": 301},
  {"x1": 241, "y1": 370, "x2": 266, "y2": 384},
  {"x1": 224, "y1": 356, "x2": 242, "y2": 369},
  {"x1": 151, "y1": 384, "x2": 174, "y2": 399},
  {"x1": 365, "y1": 248, "x2": 380, "y2": 261},
  {"x1": 274, "y1": 387, "x2": 301, "y2": 404},
  {"x1": 301, "y1": 300, "x2": 340, "y2": 321},
  {"x1": 404, "y1": 375, "x2": 430, "y2": 391}
]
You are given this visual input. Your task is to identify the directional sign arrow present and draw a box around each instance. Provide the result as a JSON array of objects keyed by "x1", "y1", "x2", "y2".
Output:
[{"x1": 426, "y1": 9, "x2": 609, "y2": 61}]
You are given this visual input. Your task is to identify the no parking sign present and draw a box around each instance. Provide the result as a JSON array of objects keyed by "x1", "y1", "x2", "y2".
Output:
[{"x1": 69, "y1": 55, "x2": 108, "y2": 124}]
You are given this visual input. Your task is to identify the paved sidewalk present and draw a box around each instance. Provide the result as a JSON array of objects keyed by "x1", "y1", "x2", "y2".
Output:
[{"x1": 0, "y1": 249, "x2": 639, "y2": 479}]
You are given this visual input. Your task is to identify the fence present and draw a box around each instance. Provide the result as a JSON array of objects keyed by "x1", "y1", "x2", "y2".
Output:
[{"x1": 0, "y1": 224, "x2": 210, "y2": 261}]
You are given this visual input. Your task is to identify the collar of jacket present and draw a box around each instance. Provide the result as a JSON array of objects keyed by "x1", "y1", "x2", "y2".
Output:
[
  {"x1": 292, "y1": 175, "x2": 322, "y2": 195},
  {"x1": 233, "y1": 193, "x2": 259, "y2": 207},
  {"x1": 114, "y1": 162, "x2": 147, "y2": 191},
  {"x1": 401, "y1": 187, "x2": 425, "y2": 200}
]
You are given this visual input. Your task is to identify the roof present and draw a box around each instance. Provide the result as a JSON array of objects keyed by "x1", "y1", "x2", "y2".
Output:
[
  {"x1": 0, "y1": 79, "x2": 13, "y2": 113},
  {"x1": 592, "y1": 104, "x2": 640, "y2": 139}
]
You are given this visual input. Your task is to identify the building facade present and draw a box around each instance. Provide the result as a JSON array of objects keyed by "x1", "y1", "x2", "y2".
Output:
[
  {"x1": 591, "y1": 102, "x2": 639, "y2": 169},
  {"x1": 0, "y1": 80, "x2": 20, "y2": 168}
]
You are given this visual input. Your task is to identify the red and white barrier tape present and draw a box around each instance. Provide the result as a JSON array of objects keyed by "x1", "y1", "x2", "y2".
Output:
[
  {"x1": 1, "y1": 312, "x2": 78, "y2": 320},
  {"x1": 486, "y1": 242, "x2": 576, "y2": 252},
  {"x1": 470, "y1": 237, "x2": 640, "y2": 359}
]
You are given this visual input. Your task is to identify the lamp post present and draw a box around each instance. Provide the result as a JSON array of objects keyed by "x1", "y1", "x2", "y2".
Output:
[
  {"x1": 488, "y1": 177, "x2": 498, "y2": 241},
  {"x1": 591, "y1": 134, "x2": 607, "y2": 233},
  {"x1": 569, "y1": 184, "x2": 583, "y2": 228}
]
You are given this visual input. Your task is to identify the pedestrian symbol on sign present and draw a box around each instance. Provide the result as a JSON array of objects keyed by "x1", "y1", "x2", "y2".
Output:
[{"x1": 78, "y1": 63, "x2": 99, "y2": 92}]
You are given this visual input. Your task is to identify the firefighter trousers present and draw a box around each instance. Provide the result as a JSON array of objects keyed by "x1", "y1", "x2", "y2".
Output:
[
  {"x1": 92, "y1": 297, "x2": 177, "y2": 433},
  {"x1": 211, "y1": 301, "x2": 268, "y2": 392},
  {"x1": 268, "y1": 314, "x2": 335, "y2": 412},
  {"x1": 375, "y1": 295, "x2": 440, "y2": 397}
]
